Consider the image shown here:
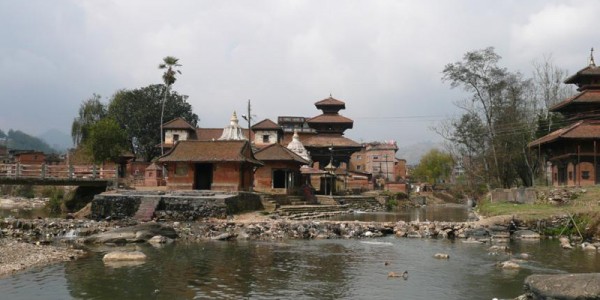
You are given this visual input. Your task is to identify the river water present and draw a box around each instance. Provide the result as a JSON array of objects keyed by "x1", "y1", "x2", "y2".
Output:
[{"x1": 2, "y1": 207, "x2": 600, "y2": 300}]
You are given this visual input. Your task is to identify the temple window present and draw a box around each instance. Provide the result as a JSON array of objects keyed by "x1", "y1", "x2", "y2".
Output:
[
  {"x1": 173, "y1": 134, "x2": 179, "y2": 142},
  {"x1": 263, "y1": 135, "x2": 270, "y2": 143},
  {"x1": 582, "y1": 171, "x2": 590, "y2": 179}
]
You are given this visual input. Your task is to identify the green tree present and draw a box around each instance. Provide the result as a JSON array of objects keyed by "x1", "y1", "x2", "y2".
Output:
[
  {"x1": 412, "y1": 149, "x2": 454, "y2": 184},
  {"x1": 71, "y1": 94, "x2": 107, "y2": 146},
  {"x1": 159, "y1": 56, "x2": 182, "y2": 155},
  {"x1": 442, "y1": 47, "x2": 538, "y2": 188},
  {"x1": 84, "y1": 118, "x2": 128, "y2": 163},
  {"x1": 0, "y1": 129, "x2": 6, "y2": 139},
  {"x1": 108, "y1": 84, "x2": 198, "y2": 162}
]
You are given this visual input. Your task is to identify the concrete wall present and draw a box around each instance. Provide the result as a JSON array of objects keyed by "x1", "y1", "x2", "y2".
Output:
[{"x1": 490, "y1": 188, "x2": 536, "y2": 204}]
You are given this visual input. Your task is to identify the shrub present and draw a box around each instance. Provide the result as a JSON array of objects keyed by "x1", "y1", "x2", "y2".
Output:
[{"x1": 17, "y1": 185, "x2": 35, "y2": 198}]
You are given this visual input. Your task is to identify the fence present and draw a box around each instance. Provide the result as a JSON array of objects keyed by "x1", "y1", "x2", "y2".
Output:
[{"x1": 0, "y1": 163, "x2": 118, "y2": 180}]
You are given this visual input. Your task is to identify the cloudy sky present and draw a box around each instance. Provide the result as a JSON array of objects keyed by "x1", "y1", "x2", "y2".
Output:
[{"x1": 1, "y1": 0, "x2": 599, "y2": 148}]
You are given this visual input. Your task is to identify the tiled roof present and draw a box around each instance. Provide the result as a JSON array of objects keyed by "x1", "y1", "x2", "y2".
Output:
[
  {"x1": 254, "y1": 143, "x2": 309, "y2": 164},
  {"x1": 281, "y1": 131, "x2": 316, "y2": 145},
  {"x1": 528, "y1": 120, "x2": 600, "y2": 147},
  {"x1": 157, "y1": 140, "x2": 262, "y2": 165},
  {"x1": 252, "y1": 119, "x2": 282, "y2": 130},
  {"x1": 303, "y1": 134, "x2": 362, "y2": 148},
  {"x1": 195, "y1": 128, "x2": 251, "y2": 141},
  {"x1": 163, "y1": 118, "x2": 195, "y2": 130},
  {"x1": 315, "y1": 96, "x2": 346, "y2": 107},
  {"x1": 550, "y1": 90, "x2": 600, "y2": 111},
  {"x1": 307, "y1": 114, "x2": 354, "y2": 124},
  {"x1": 565, "y1": 65, "x2": 600, "y2": 84}
]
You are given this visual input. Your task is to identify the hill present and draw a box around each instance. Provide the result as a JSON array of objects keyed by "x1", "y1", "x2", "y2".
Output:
[
  {"x1": 0, "y1": 129, "x2": 57, "y2": 153},
  {"x1": 38, "y1": 129, "x2": 73, "y2": 152}
]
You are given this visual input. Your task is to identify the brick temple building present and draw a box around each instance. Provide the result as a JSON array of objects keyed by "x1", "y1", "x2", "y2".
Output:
[{"x1": 529, "y1": 50, "x2": 600, "y2": 186}]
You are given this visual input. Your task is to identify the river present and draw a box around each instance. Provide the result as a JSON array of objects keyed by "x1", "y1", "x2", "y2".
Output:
[{"x1": 1, "y1": 207, "x2": 600, "y2": 300}]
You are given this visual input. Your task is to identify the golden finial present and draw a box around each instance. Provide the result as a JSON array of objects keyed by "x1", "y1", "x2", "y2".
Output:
[{"x1": 590, "y1": 47, "x2": 596, "y2": 67}]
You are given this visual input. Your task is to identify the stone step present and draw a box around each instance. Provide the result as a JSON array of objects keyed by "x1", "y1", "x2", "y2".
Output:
[{"x1": 133, "y1": 197, "x2": 161, "y2": 222}]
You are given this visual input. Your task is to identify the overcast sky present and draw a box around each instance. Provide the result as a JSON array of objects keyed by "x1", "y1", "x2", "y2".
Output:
[{"x1": 1, "y1": 0, "x2": 599, "y2": 147}]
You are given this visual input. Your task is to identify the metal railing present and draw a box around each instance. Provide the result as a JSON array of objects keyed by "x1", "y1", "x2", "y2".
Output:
[{"x1": 0, "y1": 163, "x2": 118, "y2": 180}]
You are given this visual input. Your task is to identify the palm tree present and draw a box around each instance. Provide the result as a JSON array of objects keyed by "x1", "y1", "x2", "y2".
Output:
[{"x1": 158, "y1": 56, "x2": 182, "y2": 155}]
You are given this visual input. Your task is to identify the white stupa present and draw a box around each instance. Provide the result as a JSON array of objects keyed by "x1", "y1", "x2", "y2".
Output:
[
  {"x1": 287, "y1": 130, "x2": 311, "y2": 162},
  {"x1": 218, "y1": 111, "x2": 246, "y2": 140}
]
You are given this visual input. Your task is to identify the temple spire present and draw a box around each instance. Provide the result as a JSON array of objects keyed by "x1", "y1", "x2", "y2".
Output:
[{"x1": 590, "y1": 47, "x2": 596, "y2": 67}]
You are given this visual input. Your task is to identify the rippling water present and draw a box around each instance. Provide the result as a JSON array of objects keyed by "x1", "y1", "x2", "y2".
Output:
[
  {"x1": 2, "y1": 206, "x2": 600, "y2": 299},
  {"x1": 2, "y1": 237, "x2": 600, "y2": 300},
  {"x1": 329, "y1": 204, "x2": 470, "y2": 222}
]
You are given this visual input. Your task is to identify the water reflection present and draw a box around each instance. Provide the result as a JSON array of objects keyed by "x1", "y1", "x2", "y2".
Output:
[
  {"x1": 329, "y1": 204, "x2": 469, "y2": 222},
  {"x1": 2, "y1": 238, "x2": 600, "y2": 300}
]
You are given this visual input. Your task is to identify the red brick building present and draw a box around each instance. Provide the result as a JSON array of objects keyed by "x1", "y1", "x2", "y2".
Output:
[
  {"x1": 157, "y1": 140, "x2": 262, "y2": 191},
  {"x1": 254, "y1": 143, "x2": 310, "y2": 194}
]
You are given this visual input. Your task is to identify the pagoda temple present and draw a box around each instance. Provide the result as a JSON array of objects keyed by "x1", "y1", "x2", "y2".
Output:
[
  {"x1": 529, "y1": 49, "x2": 600, "y2": 186},
  {"x1": 302, "y1": 96, "x2": 362, "y2": 169}
]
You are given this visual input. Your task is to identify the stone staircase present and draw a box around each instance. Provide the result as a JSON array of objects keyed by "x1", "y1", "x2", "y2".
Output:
[
  {"x1": 337, "y1": 196, "x2": 383, "y2": 211},
  {"x1": 133, "y1": 196, "x2": 161, "y2": 221}
]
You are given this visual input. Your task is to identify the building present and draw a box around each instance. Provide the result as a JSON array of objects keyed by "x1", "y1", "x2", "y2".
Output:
[
  {"x1": 157, "y1": 140, "x2": 262, "y2": 191},
  {"x1": 349, "y1": 141, "x2": 399, "y2": 182},
  {"x1": 253, "y1": 143, "x2": 310, "y2": 194},
  {"x1": 529, "y1": 50, "x2": 600, "y2": 186}
]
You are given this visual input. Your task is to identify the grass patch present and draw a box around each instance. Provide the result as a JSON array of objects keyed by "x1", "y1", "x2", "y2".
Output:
[{"x1": 477, "y1": 186, "x2": 600, "y2": 223}]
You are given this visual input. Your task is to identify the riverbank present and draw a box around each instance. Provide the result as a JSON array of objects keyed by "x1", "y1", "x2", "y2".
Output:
[{"x1": 0, "y1": 238, "x2": 86, "y2": 278}]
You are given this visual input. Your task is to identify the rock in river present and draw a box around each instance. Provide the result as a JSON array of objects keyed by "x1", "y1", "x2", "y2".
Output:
[
  {"x1": 524, "y1": 273, "x2": 600, "y2": 299},
  {"x1": 85, "y1": 223, "x2": 178, "y2": 244}
]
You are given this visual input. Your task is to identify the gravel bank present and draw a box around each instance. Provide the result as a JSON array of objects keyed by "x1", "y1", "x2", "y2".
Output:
[{"x1": 0, "y1": 238, "x2": 86, "y2": 278}]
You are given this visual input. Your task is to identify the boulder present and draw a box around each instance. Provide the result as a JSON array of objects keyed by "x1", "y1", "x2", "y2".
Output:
[
  {"x1": 85, "y1": 223, "x2": 177, "y2": 244},
  {"x1": 524, "y1": 273, "x2": 600, "y2": 299},
  {"x1": 512, "y1": 230, "x2": 540, "y2": 239},
  {"x1": 560, "y1": 237, "x2": 573, "y2": 249},
  {"x1": 433, "y1": 253, "x2": 450, "y2": 259},
  {"x1": 148, "y1": 235, "x2": 173, "y2": 245},
  {"x1": 211, "y1": 232, "x2": 237, "y2": 241},
  {"x1": 102, "y1": 251, "x2": 147, "y2": 262},
  {"x1": 496, "y1": 260, "x2": 520, "y2": 269}
]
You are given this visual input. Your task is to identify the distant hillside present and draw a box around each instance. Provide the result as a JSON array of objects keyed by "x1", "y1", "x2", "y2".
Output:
[
  {"x1": 396, "y1": 141, "x2": 443, "y2": 165},
  {"x1": 38, "y1": 129, "x2": 73, "y2": 152},
  {"x1": 2, "y1": 129, "x2": 57, "y2": 153}
]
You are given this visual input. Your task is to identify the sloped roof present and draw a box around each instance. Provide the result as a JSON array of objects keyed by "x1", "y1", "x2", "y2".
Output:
[
  {"x1": 315, "y1": 96, "x2": 346, "y2": 107},
  {"x1": 306, "y1": 114, "x2": 354, "y2": 124},
  {"x1": 564, "y1": 65, "x2": 600, "y2": 84},
  {"x1": 163, "y1": 117, "x2": 195, "y2": 130},
  {"x1": 303, "y1": 134, "x2": 362, "y2": 148},
  {"x1": 195, "y1": 128, "x2": 251, "y2": 141},
  {"x1": 252, "y1": 119, "x2": 282, "y2": 130},
  {"x1": 528, "y1": 120, "x2": 600, "y2": 147},
  {"x1": 254, "y1": 143, "x2": 309, "y2": 164},
  {"x1": 157, "y1": 140, "x2": 262, "y2": 165},
  {"x1": 550, "y1": 90, "x2": 600, "y2": 111}
]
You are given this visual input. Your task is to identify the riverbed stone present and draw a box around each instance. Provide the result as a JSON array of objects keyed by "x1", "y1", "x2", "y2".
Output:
[
  {"x1": 434, "y1": 253, "x2": 449, "y2": 259},
  {"x1": 102, "y1": 251, "x2": 147, "y2": 262},
  {"x1": 524, "y1": 273, "x2": 600, "y2": 299},
  {"x1": 512, "y1": 230, "x2": 540, "y2": 239},
  {"x1": 85, "y1": 223, "x2": 177, "y2": 244},
  {"x1": 496, "y1": 260, "x2": 520, "y2": 269}
]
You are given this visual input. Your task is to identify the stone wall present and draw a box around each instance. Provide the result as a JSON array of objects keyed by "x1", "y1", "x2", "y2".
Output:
[
  {"x1": 490, "y1": 187, "x2": 536, "y2": 204},
  {"x1": 91, "y1": 190, "x2": 263, "y2": 221}
]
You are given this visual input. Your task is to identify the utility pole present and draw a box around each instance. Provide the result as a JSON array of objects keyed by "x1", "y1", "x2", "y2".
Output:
[
  {"x1": 384, "y1": 154, "x2": 389, "y2": 191},
  {"x1": 242, "y1": 99, "x2": 253, "y2": 141}
]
